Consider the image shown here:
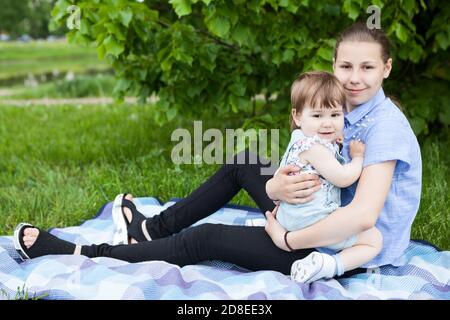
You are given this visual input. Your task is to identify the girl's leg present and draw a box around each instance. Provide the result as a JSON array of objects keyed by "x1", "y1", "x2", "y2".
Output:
[
  {"x1": 145, "y1": 150, "x2": 276, "y2": 239},
  {"x1": 337, "y1": 227, "x2": 383, "y2": 272},
  {"x1": 21, "y1": 223, "x2": 366, "y2": 277},
  {"x1": 81, "y1": 223, "x2": 314, "y2": 274}
]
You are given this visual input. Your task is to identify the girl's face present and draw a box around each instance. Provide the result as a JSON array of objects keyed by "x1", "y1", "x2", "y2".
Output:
[
  {"x1": 333, "y1": 41, "x2": 392, "y2": 111},
  {"x1": 292, "y1": 104, "x2": 344, "y2": 142}
]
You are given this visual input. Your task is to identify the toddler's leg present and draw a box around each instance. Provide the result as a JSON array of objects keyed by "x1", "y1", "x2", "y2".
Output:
[
  {"x1": 290, "y1": 227, "x2": 382, "y2": 283},
  {"x1": 337, "y1": 227, "x2": 383, "y2": 273}
]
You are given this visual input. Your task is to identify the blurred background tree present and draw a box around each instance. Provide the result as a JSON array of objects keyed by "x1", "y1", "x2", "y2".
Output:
[{"x1": 0, "y1": 0, "x2": 65, "y2": 39}]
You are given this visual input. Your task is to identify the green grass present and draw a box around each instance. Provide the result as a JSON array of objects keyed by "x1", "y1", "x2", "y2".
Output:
[
  {"x1": 0, "y1": 104, "x2": 250, "y2": 233},
  {"x1": 411, "y1": 139, "x2": 450, "y2": 249},
  {"x1": 0, "y1": 40, "x2": 108, "y2": 81},
  {"x1": 0, "y1": 40, "x2": 98, "y2": 61},
  {"x1": 0, "y1": 104, "x2": 448, "y2": 250}
]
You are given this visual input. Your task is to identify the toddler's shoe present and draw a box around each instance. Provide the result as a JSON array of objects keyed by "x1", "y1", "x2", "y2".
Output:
[{"x1": 291, "y1": 252, "x2": 332, "y2": 284}]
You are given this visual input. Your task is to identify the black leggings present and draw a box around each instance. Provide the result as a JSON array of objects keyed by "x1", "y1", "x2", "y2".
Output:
[{"x1": 81, "y1": 151, "x2": 365, "y2": 276}]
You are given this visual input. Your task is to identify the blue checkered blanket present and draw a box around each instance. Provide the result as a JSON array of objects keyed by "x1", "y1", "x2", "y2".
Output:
[{"x1": 0, "y1": 197, "x2": 449, "y2": 300}]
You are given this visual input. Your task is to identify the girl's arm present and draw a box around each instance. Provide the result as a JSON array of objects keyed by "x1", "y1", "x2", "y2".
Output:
[
  {"x1": 302, "y1": 142, "x2": 364, "y2": 188},
  {"x1": 265, "y1": 160, "x2": 396, "y2": 251}
]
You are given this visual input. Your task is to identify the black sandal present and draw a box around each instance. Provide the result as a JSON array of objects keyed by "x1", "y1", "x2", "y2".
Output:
[{"x1": 112, "y1": 194, "x2": 150, "y2": 244}]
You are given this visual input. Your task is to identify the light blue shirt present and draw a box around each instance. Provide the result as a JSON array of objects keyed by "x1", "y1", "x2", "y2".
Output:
[{"x1": 320, "y1": 88, "x2": 422, "y2": 267}]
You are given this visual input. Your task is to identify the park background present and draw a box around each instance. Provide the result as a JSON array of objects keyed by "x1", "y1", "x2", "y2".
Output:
[{"x1": 0, "y1": 0, "x2": 448, "y2": 251}]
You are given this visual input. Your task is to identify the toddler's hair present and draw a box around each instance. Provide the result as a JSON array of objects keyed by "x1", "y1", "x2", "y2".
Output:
[{"x1": 290, "y1": 71, "x2": 346, "y2": 131}]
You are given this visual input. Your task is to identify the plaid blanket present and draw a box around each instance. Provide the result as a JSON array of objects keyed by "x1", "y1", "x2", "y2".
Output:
[{"x1": 0, "y1": 197, "x2": 449, "y2": 300}]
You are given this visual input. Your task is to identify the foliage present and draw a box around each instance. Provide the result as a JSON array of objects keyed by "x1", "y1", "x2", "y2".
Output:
[
  {"x1": 50, "y1": 0, "x2": 449, "y2": 133},
  {"x1": 384, "y1": 77, "x2": 450, "y2": 139},
  {"x1": 0, "y1": 0, "x2": 63, "y2": 39}
]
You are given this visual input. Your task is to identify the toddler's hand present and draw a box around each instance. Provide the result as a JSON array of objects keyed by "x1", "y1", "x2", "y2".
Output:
[
  {"x1": 349, "y1": 140, "x2": 365, "y2": 158},
  {"x1": 336, "y1": 134, "x2": 344, "y2": 144}
]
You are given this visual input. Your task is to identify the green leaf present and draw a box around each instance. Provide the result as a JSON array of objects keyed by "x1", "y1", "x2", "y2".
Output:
[
  {"x1": 173, "y1": 50, "x2": 193, "y2": 65},
  {"x1": 409, "y1": 43, "x2": 423, "y2": 63},
  {"x1": 51, "y1": 0, "x2": 71, "y2": 21},
  {"x1": 403, "y1": 0, "x2": 416, "y2": 14},
  {"x1": 114, "y1": 78, "x2": 132, "y2": 92},
  {"x1": 229, "y1": 78, "x2": 246, "y2": 96},
  {"x1": 343, "y1": 0, "x2": 360, "y2": 20},
  {"x1": 229, "y1": 95, "x2": 248, "y2": 113},
  {"x1": 395, "y1": 23, "x2": 408, "y2": 43},
  {"x1": 161, "y1": 56, "x2": 173, "y2": 72},
  {"x1": 199, "y1": 44, "x2": 218, "y2": 72},
  {"x1": 105, "y1": 22, "x2": 126, "y2": 40},
  {"x1": 206, "y1": 16, "x2": 230, "y2": 38},
  {"x1": 166, "y1": 107, "x2": 178, "y2": 121},
  {"x1": 169, "y1": 0, "x2": 192, "y2": 17},
  {"x1": 97, "y1": 43, "x2": 106, "y2": 60},
  {"x1": 231, "y1": 24, "x2": 251, "y2": 46},
  {"x1": 80, "y1": 17, "x2": 92, "y2": 36},
  {"x1": 279, "y1": 0, "x2": 299, "y2": 13},
  {"x1": 436, "y1": 32, "x2": 450, "y2": 50},
  {"x1": 282, "y1": 49, "x2": 295, "y2": 63},
  {"x1": 119, "y1": 8, "x2": 133, "y2": 27},
  {"x1": 108, "y1": 8, "x2": 119, "y2": 20},
  {"x1": 103, "y1": 35, "x2": 125, "y2": 57},
  {"x1": 317, "y1": 46, "x2": 333, "y2": 61}
]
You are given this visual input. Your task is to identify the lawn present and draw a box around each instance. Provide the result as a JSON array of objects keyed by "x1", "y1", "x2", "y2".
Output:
[
  {"x1": 0, "y1": 40, "x2": 108, "y2": 82},
  {"x1": 0, "y1": 103, "x2": 448, "y2": 250}
]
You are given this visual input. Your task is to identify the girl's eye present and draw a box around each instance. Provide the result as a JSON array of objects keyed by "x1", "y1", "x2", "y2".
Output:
[
  {"x1": 332, "y1": 114, "x2": 341, "y2": 117},
  {"x1": 340, "y1": 65, "x2": 351, "y2": 69},
  {"x1": 312, "y1": 114, "x2": 320, "y2": 118},
  {"x1": 363, "y1": 66, "x2": 374, "y2": 70}
]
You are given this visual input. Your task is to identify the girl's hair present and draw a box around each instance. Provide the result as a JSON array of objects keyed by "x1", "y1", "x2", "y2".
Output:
[
  {"x1": 290, "y1": 71, "x2": 346, "y2": 131},
  {"x1": 334, "y1": 21, "x2": 391, "y2": 63}
]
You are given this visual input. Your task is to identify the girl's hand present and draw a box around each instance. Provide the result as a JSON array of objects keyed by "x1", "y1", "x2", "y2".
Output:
[
  {"x1": 264, "y1": 207, "x2": 290, "y2": 251},
  {"x1": 265, "y1": 165, "x2": 321, "y2": 205}
]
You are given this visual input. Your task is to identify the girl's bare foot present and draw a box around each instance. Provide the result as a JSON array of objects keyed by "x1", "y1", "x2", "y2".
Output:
[{"x1": 23, "y1": 227, "x2": 39, "y2": 248}]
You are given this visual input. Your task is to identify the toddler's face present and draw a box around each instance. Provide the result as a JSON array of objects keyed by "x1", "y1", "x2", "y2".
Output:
[{"x1": 292, "y1": 104, "x2": 344, "y2": 142}]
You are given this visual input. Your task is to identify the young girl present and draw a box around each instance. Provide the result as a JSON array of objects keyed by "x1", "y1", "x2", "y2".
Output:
[
  {"x1": 14, "y1": 22, "x2": 421, "y2": 284},
  {"x1": 275, "y1": 71, "x2": 382, "y2": 283}
]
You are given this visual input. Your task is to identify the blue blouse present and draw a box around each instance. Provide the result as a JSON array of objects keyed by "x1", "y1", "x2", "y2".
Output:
[{"x1": 329, "y1": 88, "x2": 422, "y2": 267}]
